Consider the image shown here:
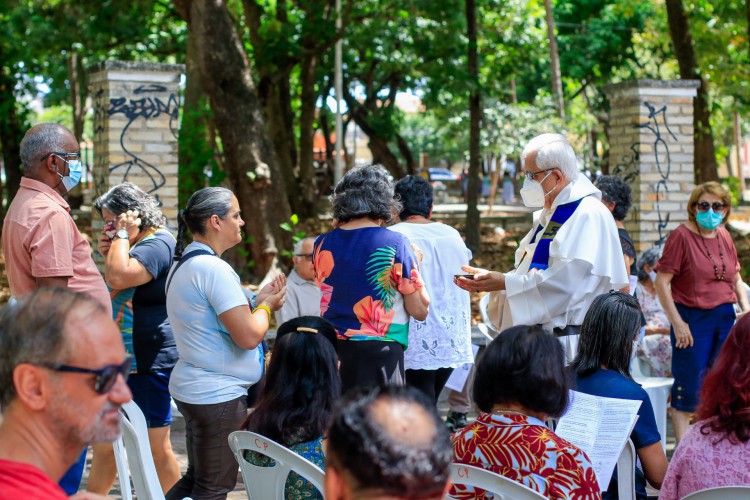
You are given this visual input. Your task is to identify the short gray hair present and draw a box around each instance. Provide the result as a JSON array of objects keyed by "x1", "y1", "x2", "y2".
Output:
[
  {"x1": 20, "y1": 123, "x2": 72, "y2": 169},
  {"x1": 637, "y1": 246, "x2": 663, "y2": 281},
  {"x1": 94, "y1": 182, "x2": 166, "y2": 229},
  {"x1": 294, "y1": 236, "x2": 316, "y2": 255},
  {"x1": 330, "y1": 165, "x2": 402, "y2": 224},
  {"x1": 521, "y1": 133, "x2": 578, "y2": 181},
  {"x1": 0, "y1": 288, "x2": 106, "y2": 411}
]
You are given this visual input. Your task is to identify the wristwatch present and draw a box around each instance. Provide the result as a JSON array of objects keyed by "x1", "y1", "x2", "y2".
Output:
[{"x1": 115, "y1": 229, "x2": 129, "y2": 240}]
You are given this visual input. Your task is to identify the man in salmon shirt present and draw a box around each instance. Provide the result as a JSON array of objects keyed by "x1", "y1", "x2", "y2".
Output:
[
  {"x1": 0, "y1": 289, "x2": 131, "y2": 499},
  {"x1": 1, "y1": 123, "x2": 112, "y2": 493}
]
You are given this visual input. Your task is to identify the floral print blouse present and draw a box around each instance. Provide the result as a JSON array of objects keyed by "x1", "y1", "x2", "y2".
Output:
[
  {"x1": 313, "y1": 227, "x2": 422, "y2": 348},
  {"x1": 451, "y1": 412, "x2": 601, "y2": 499}
]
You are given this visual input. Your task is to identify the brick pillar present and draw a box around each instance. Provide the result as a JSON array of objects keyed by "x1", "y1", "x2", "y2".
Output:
[
  {"x1": 88, "y1": 61, "x2": 184, "y2": 227},
  {"x1": 603, "y1": 79, "x2": 700, "y2": 252}
]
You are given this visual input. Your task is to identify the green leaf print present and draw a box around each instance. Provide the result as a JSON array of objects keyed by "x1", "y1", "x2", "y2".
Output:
[{"x1": 365, "y1": 246, "x2": 397, "y2": 311}]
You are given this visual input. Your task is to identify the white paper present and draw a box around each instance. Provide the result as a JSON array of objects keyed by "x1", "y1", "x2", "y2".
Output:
[
  {"x1": 555, "y1": 390, "x2": 641, "y2": 492},
  {"x1": 444, "y1": 344, "x2": 480, "y2": 392}
]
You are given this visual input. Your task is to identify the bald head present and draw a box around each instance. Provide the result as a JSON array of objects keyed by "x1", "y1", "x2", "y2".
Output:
[
  {"x1": 20, "y1": 123, "x2": 75, "y2": 173},
  {"x1": 326, "y1": 385, "x2": 452, "y2": 499}
]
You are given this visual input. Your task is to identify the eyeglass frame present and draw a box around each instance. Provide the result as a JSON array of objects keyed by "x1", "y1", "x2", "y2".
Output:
[
  {"x1": 39, "y1": 151, "x2": 81, "y2": 162},
  {"x1": 693, "y1": 201, "x2": 726, "y2": 212},
  {"x1": 32, "y1": 355, "x2": 133, "y2": 394},
  {"x1": 294, "y1": 253, "x2": 314, "y2": 260},
  {"x1": 522, "y1": 167, "x2": 558, "y2": 182}
]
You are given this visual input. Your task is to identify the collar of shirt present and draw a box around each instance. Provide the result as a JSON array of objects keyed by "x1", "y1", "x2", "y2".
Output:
[
  {"x1": 19, "y1": 177, "x2": 70, "y2": 212},
  {"x1": 289, "y1": 268, "x2": 314, "y2": 285}
]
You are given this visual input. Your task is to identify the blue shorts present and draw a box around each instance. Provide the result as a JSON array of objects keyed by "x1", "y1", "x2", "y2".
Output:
[
  {"x1": 671, "y1": 303, "x2": 735, "y2": 412},
  {"x1": 128, "y1": 370, "x2": 173, "y2": 428}
]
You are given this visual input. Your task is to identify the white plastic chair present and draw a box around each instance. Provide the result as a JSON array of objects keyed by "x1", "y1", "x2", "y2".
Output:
[
  {"x1": 114, "y1": 400, "x2": 166, "y2": 500},
  {"x1": 446, "y1": 463, "x2": 546, "y2": 499},
  {"x1": 616, "y1": 440, "x2": 636, "y2": 500},
  {"x1": 630, "y1": 356, "x2": 673, "y2": 451},
  {"x1": 682, "y1": 486, "x2": 750, "y2": 499},
  {"x1": 228, "y1": 430, "x2": 325, "y2": 500}
]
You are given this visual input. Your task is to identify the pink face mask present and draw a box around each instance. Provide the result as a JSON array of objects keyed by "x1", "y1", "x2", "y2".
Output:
[{"x1": 103, "y1": 222, "x2": 117, "y2": 241}]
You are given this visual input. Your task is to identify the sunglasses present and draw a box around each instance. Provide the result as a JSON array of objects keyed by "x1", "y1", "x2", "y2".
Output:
[
  {"x1": 295, "y1": 253, "x2": 314, "y2": 260},
  {"x1": 35, "y1": 355, "x2": 133, "y2": 394},
  {"x1": 693, "y1": 201, "x2": 726, "y2": 212}
]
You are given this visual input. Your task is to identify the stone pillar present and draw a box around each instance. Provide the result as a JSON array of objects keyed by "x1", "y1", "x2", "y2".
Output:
[
  {"x1": 603, "y1": 79, "x2": 700, "y2": 252},
  {"x1": 88, "y1": 61, "x2": 184, "y2": 226}
]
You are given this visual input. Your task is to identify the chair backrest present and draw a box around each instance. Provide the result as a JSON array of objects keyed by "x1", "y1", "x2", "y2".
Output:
[
  {"x1": 228, "y1": 430, "x2": 325, "y2": 500},
  {"x1": 447, "y1": 464, "x2": 546, "y2": 499},
  {"x1": 616, "y1": 440, "x2": 636, "y2": 500},
  {"x1": 117, "y1": 400, "x2": 166, "y2": 500},
  {"x1": 682, "y1": 486, "x2": 750, "y2": 500},
  {"x1": 113, "y1": 436, "x2": 133, "y2": 500}
]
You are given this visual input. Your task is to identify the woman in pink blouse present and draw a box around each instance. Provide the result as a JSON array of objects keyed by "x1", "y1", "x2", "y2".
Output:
[{"x1": 659, "y1": 314, "x2": 750, "y2": 499}]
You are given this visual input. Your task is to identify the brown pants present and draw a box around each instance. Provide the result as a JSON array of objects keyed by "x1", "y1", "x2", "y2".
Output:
[{"x1": 166, "y1": 395, "x2": 248, "y2": 500}]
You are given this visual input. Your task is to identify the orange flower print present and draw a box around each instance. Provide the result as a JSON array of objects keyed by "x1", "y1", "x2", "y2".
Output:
[
  {"x1": 313, "y1": 239, "x2": 334, "y2": 287},
  {"x1": 352, "y1": 296, "x2": 395, "y2": 337},
  {"x1": 319, "y1": 283, "x2": 333, "y2": 315}
]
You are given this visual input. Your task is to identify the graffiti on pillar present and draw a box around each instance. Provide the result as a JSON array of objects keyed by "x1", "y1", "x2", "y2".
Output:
[
  {"x1": 612, "y1": 143, "x2": 640, "y2": 184},
  {"x1": 106, "y1": 84, "x2": 179, "y2": 194},
  {"x1": 641, "y1": 101, "x2": 677, "y2": 245}
]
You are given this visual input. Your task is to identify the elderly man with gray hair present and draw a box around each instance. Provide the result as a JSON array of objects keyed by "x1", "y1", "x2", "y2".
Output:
[
  {"x1": 274, "y1": 236, "x2": 322, "y2": 325},
  {"x1": 456, "y1": 133, "x2": 628, "y2": 360}
]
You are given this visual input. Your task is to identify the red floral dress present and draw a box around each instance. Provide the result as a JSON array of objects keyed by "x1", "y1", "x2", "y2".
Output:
[{"x1": 451, "y1": 412, "x2": 601, "y2": 499}]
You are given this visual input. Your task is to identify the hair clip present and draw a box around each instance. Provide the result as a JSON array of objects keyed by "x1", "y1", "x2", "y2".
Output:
[{"x1": 296, "y1": 327, "x2": 318, "y2": 334}]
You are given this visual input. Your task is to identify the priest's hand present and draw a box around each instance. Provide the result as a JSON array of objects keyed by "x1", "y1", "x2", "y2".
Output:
[{"x1": 453, "y1": 265, "x2": 506, "y2": 292}]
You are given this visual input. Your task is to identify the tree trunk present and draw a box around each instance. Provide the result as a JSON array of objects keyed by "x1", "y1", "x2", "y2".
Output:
[
  {"x1": 298, "y1": 51, "x2": 319, "y2": 216},
  {"x1": 176, "y1": 0, "x2": 292, "y2": 280},
  {"x1": 544, "y1": 0, "x2": 565, "y2": 121},
  {"x1": 0, "y1": 45, "x2": 26, "y2": 219},
  {"x1": 260, "y1": 73, "x2": 300, "y2": 214},
  {"x1": 396, "y1": 133, "x2": 416, "y2": 175},
  {"x1": 465, "y1": 0, "x2": 481, "y2": 254},
  {"x1": 665, "y1": 0, "x2": 718, "y2": 183},
  {"x1": 66, "y1": 50, "x2": 87, "y2": 209},
  {"x1": 177, "y1": 30, "x2": 211, "y2": 207},
  {"x1": 344, "y1": 94, "x2": 406, "y2": 178}
]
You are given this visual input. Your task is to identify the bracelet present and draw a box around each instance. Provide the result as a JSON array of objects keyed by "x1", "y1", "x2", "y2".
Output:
[{"x1": 252, "y1": 304, "x2": 272, "y2": 320}]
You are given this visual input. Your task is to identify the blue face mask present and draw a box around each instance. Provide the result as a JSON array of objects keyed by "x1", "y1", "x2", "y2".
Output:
[
  {"x1": 55, "y1": 156, "x2": 83, "y2": 192},
  {"x1": 696, "y1": 209, "x2": 723, "y2": 230}
]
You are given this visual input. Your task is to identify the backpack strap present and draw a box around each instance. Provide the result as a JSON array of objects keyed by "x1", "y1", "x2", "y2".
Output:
[{"x1": 165, "y1": 249, "x2": 215, "y2": 294}]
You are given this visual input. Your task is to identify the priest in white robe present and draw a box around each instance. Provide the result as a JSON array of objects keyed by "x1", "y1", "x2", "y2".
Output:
[{"x1": 456, "y1": 133, "x2": 628, "y2": 359}]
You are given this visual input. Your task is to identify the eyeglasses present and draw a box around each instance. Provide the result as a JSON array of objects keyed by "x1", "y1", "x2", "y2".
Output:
[
  {"x1": 40, "y1": 152, "x2": 81, "y2": 162},
  {"x1": 693, "y1": 201, "x2": 726, "y2": 212},
  {"x1": 34, "y1": 355, "x2": 132, "y2": 394},
  {"x1": 522, "y1": 167, "x2": 558, "y2": 181},
  {"x1": 295, "y1": 253, "x2": 314, "y2": 261}
]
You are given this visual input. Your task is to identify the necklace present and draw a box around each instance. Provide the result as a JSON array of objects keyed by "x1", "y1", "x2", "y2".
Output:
[{"x1": 697, "y1": 227, "x2": 726, "y2": 281}]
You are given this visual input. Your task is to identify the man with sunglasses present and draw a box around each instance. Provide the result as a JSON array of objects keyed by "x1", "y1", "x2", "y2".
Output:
[
  {"x1": 455, "y1": 133, "x2": 628, "y2": 360},
  {"x1": 1, "y1": 123, "x2": 112, "y2": 493},
  {"x1": 274, "y1": 236, "x2": 322, "y2": 325},
  {"x1": 0, "y1": 288, "x2": 132, "y2": 499}
]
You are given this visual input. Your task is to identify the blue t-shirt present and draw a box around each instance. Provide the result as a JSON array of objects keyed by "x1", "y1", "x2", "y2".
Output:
[
  {"x1": 110, "y1": 229, "x2": 178, "y2": 373},
  {"x1": 313, "y1": 227, "x2": 420, "y2": 348},
  {"x1": 575, "y1": 369, "x2": 661, "y2": 500}
]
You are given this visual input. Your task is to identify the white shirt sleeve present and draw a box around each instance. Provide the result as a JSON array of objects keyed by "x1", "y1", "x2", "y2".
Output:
[{"x1": 505, "y1": 259, "x2": 602, "y2": 327}]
